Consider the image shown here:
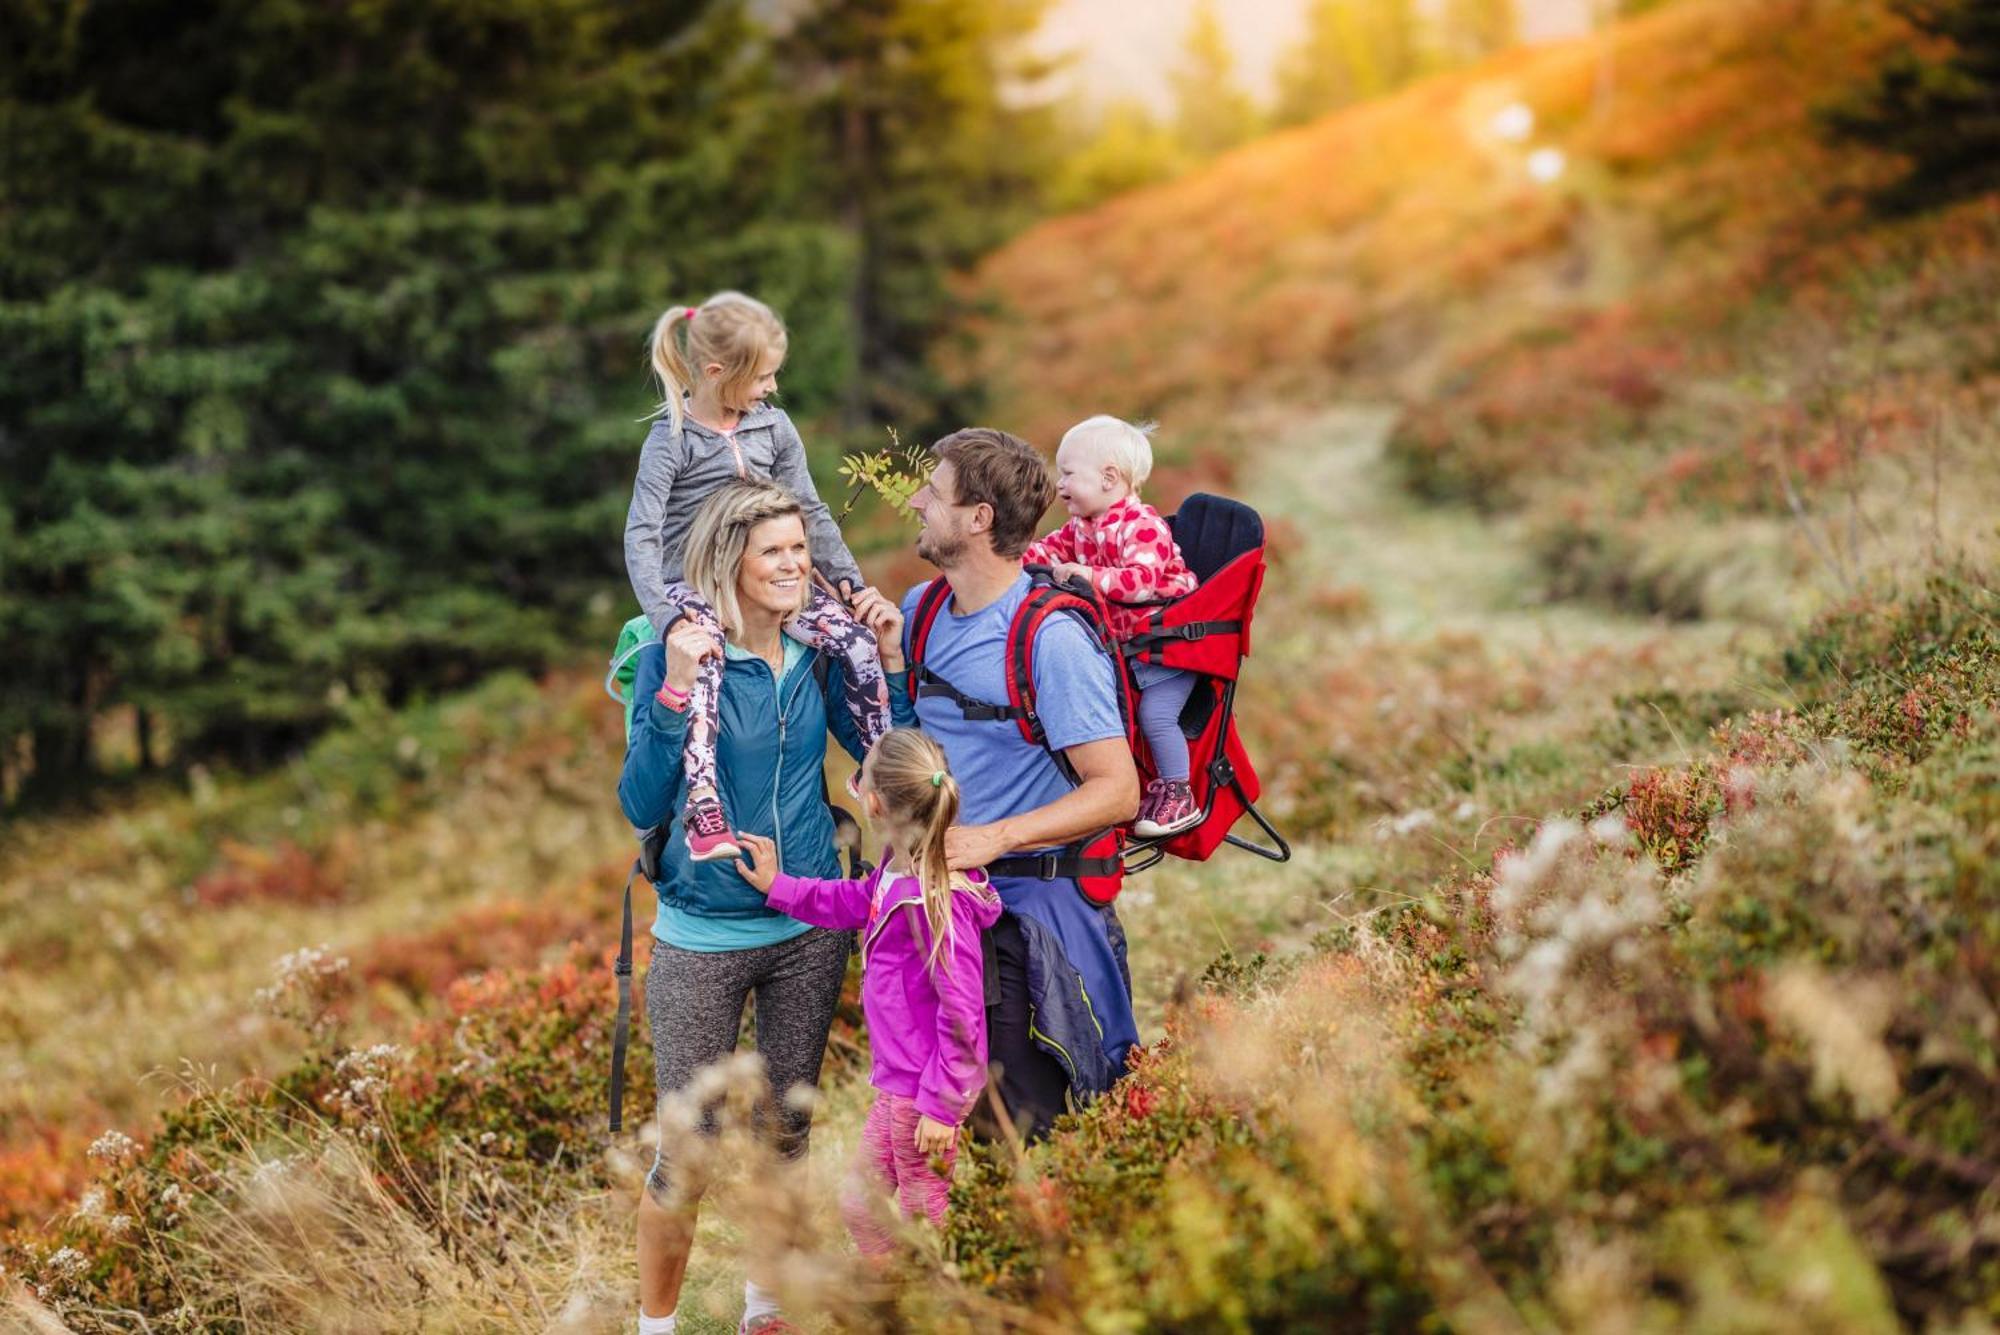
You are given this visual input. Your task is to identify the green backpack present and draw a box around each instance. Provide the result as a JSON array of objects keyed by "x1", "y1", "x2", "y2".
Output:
[{"x1": 604, "y1": 614, "x2": 658, "y2": 736}]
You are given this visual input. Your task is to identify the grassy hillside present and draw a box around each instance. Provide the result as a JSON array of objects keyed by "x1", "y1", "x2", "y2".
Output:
[
  {"x1": 957, "y1": 0, "x2": 1997, "y2": 620},
  {"x1": 7, "y1": 0, "x2": 1999, "y2": 1326}
]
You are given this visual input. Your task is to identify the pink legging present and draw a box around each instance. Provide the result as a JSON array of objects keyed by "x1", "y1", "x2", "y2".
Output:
[
  {"x1": 840, "y1": 1092, "x2": 957, "y2": 1255},
  {"x1": 665, "y1": 581, "x2": 891, "y2": 801}
]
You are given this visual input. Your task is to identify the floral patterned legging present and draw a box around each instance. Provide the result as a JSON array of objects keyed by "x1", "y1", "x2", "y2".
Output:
[
  {"x1": 665, "y1": 581, "x2": 890, "y2": 801},
  {"x1": 840, "y1": 1092, "x2": 958, "y2": 1254}
]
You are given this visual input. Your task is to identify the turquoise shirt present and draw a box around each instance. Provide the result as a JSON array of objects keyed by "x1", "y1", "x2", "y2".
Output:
[{"x1": 655, "y1": 632, "x2": 819, "y2": 953}]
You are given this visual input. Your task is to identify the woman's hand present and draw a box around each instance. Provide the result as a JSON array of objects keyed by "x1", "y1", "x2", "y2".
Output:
[
  {"x1": 733, "y1": 831, "x2": 780, "y2": 893},
  {"x1": 664, "y1": 619, "x2": 722, "y2": 696},
  {"x1": 914, "y1": 1114, "x2": 956, "y2": 1156},
  {"x1": 847, "y1": 585, "x2": 906, "y2": 674}
]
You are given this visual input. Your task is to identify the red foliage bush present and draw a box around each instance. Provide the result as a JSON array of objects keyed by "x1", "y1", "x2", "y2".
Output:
[{"x1": 190, "y1": 837, "x2": 350, "y2": 908}]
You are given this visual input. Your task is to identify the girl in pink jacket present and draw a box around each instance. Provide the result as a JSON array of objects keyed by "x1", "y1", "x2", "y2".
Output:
[
  {"x1": 1025, "y1": 415, "x2": 1202, "y2": 837},
  {"x1": 735, "y1": 727, "x2": 1000, "y2": 1253}
]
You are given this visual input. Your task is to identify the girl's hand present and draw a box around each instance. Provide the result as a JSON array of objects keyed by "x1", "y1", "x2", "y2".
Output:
[
  {"x1": 848, "y1": 586, "x2": 906, "y2": 673},
  {"x1": 914, "y1": 1114, "x2": 956, "y2": 1156},
  {"x1": 733, "y1": 831, "x2": 780, "y2": 893},
  {"x1": 1051, "y1": 561, "x2": 1093, "y2": 589},
  {"x1": 664, "y1": 619, "x2": 722, "y2": 695}
]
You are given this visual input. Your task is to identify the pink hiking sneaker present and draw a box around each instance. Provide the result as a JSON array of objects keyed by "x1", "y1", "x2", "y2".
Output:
[
  {"x1": 1134, "y1": 778, "x2": 1199, "y2": 838},
  {"x1": 740, "y1": 1316, "x2": 803, "y2": 1335},
  {"x1": 682, "y1": 795, "x2": 742, "y2": 862}
]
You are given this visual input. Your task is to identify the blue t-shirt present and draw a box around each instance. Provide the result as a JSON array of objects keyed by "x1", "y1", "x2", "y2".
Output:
[
  {"x1": 655, "y1": 632, "x2": 816, "y2": 953},
  {"x1": 902, "y1": 571, "x2": 1139, "y2": 1071},
  {"x1": 901, "y1": 572, "x2": 1126, "y2": 832}
]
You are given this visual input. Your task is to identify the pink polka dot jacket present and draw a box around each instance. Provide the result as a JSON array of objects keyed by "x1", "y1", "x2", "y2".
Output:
[{"x1": 1023, "y1": 495, "x2": 1199, "y2": 642}]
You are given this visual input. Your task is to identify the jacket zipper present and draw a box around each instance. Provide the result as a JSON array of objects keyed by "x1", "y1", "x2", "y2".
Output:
[
  {"x1": 1028, "y1": 1009, "x2": 1078, "y2": 1082},
  {"x1": 861, "y1": 878, "x2": 924, "y2": 967},
  {"x1": 770, "y1": 657, "x2": 812, "y2": 868}
]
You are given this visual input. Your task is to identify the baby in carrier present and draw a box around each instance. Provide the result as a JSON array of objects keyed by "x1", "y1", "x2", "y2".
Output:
[
  {"x1": 1024, "y1": 415, "x2": 1201, "y2": 837},
  {"x1": 623, "y1": 291, "x2": 889, "y2": 861}
]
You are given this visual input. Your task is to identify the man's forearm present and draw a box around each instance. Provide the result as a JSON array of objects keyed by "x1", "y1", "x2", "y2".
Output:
[{"x1": 990, "y1": 772, "x2": 1139, "y2": 853}]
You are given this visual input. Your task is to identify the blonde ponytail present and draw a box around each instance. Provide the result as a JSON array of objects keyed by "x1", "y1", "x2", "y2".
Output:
[
  {"x1": 867, "y1": 728, "x2": 968, "y2": 973},
  {"x1": 648, "y1": 305, "x2": 699, "y2": 431},
  {"x1": 646, "y1": 292, "x2": 789, "y2": 431}
]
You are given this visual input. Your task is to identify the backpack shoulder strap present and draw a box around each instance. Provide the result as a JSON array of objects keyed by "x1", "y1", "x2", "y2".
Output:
[
  {"x1": 905, "y1": 579, "x2": 953, "y2": 678},
  {"x1": 1004, "y1": 577, "x2": 1123, "y2": 781}
]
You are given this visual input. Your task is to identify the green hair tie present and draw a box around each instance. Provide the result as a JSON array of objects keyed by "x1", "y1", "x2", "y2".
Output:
[{"x1": 931, "y1": 770, "x2": 946, "y2": 788}]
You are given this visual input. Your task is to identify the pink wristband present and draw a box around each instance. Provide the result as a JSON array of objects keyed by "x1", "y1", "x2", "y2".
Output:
[{"x1": 656, "y1": 682, "x2": 690, "y2": 711}]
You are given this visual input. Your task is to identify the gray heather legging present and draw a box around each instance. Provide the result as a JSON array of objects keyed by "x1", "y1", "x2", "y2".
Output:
[{"x1": 644, "y1": 925, "x2": 853, "y2": 1201}]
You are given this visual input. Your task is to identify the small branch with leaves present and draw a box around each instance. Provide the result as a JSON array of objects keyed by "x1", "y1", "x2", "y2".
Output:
[{"x1": 835, "y1": 427, "x2": 934, "y2": 525}]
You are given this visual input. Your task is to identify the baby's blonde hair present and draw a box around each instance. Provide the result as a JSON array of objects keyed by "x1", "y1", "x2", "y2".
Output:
[
  {"x1": 1060, "y1": 414, "x2": 1158, "y2": 489},
  {"x1": 866, "y1": 728, "x2": 972, "y2": 972},
  {"x1": 648, "y1": 291, "x2": 789, "y2": 431},
  {"x1": 680, "y1": 479, "x2": 811, "y2": 635}
]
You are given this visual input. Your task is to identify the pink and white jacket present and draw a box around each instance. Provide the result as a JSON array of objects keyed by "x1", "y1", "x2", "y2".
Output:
[
  {"x1": 1023, "y1": 495, "x2": 1199, "y2": 642},
  {"x1": 766, "y1": 862, "x2": 1001, "y2": 1125}
]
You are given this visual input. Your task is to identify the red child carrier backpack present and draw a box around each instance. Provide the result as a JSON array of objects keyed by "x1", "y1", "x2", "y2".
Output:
[
  {"x1": 904, "y1": 492, "x2": 1288, "y2": 906},
  {"x1": 1119, "y1": 491, "x2": 1289, "y2": 869}
]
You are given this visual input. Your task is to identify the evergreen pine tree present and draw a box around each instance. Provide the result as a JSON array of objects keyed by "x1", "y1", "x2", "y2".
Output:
[
  {"x1": 1170, "y1": 0, "x2": 1263, "y2": 158},
  {"x1": 1439, "y1": 0, "x2": 1516, "y2": 65},
  {"x1": 1822, "y1": 0, "x2": 2000, "y2": 213},
  {"x1": 1274, "y1": 0, "x2": 1425, "y2": 126},
  {"x1": 779, "y1": 0, "x2": 1058, "y2": 431},
  {"x1": 0, "y1": 0, "x2": 848, "y2": 801}
]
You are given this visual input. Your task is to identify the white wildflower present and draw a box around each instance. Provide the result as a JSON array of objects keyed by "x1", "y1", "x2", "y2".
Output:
[
  {"x1": 328, "y1": 1043, "x2": 401, "y2": 1118},
  {"x1": 87, "y1": 1130, "x2": 137, "y2": 1164},
  {"x1": 1527, "y1": 146, "x2": 1567, "y2": 183},
  {"x1": 1375, "y1": 808, "x2": 1436, "y2": 841},
  {"x1": 1491, "y1": 102, "x2": 1535, "y2": 143},
  {"x1": 74, "y1": 1187, "x2": 106, "y2": 1219},
  {"x1": 1770, "y1": 964, "x2": 1899, "y2": 1118},
  {"x1": 44, "y1": 1245, "x2": 88, "y2": 1285},
  {"x1": 1494, "y1": 818, "x2": 1580, "y2": 912}
]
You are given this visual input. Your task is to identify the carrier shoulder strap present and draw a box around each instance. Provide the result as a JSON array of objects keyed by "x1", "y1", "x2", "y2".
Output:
[
  {"x1": 1004, "y1": 583, "x2": 1111, "y2": 781},
  {"x1": 907, "y1": 578, "x2": 1037, "y2": 727}
]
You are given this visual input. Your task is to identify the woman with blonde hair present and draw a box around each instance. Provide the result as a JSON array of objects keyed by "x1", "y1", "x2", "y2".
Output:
[{"x1": 617, "y1": 478, "x2": 914, "y2": 1335}]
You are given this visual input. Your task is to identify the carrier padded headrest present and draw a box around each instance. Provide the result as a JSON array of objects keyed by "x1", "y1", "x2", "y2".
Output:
[{"x1": 1168, "y1": 493, "x2": 1264, "y2": 583}]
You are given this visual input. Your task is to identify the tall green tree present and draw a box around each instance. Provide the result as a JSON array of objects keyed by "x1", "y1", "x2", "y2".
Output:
[
  {"x1": 779, "y1": 0, "x2": 1059, "y2": 432},
  {"x1": 1274, "y1": 0, "x2": 1425, "y2": 126},
  {"x1": 1822, "y1": 0, "x2": 2000, "y2": 213},
  {"x1": 1170, "y1": 0, "x2": 1262, "y2": 159},
  {"x1": 1049, "y1": 100, "x2": 1192, "y2": 211},
  {"x1": 0, "y1": 0, "x2": 901, "y2": 803},
  {"x1": 1439, "y1": 0, "x2": 1516, "y2": 64}
]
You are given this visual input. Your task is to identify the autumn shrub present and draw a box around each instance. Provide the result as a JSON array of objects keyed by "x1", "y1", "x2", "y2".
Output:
[{"x1": 901, "y1": 567, "x2": 2000, "y2": 1329}]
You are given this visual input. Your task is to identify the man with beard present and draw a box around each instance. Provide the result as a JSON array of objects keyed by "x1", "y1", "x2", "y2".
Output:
[{"x1": 851, "y1": 427, "x2": 1142, "y2": 1137}]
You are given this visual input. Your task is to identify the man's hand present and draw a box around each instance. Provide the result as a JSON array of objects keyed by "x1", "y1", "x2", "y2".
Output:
[
  {"x1": 945, "y1": 822, "x2": 1014, "y2": 871},
  {"x1": 914, "y1": 1114, "x2": 956, "y2": 1156},
  {"x1": 733, "y1": 831, "x2": 780, "y2": 893},
  {"x1": 847, "y1": 585, "x2": 906, "y2": 673}
]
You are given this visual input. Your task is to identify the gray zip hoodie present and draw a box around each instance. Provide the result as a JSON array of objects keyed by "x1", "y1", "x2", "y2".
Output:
[{"x1": 623, "y1": 403, "x2": 864, "y2": 636}]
